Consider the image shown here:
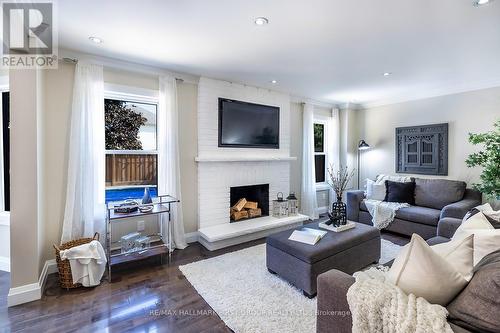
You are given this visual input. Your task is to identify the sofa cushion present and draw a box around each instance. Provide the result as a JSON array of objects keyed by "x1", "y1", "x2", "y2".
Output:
[
  {"x1": 384, "y1": 180, "x2": 416, "y2": 205},
  {"x1": 395, "y1": 206, "x2": 441, "y2": 226},
  {"x1": 415, "y1": 179, "x2": 466, "y2": 210},
  {"x1": 447, "y1": 250, "x2": 500, "y2": 333}
]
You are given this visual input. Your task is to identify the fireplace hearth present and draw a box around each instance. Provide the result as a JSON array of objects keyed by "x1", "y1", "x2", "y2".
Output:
[{"x1": 230, "y1": 184, "x2": 269, "y2": 222}]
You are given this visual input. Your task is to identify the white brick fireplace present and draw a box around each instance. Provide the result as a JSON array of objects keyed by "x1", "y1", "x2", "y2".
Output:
[{"x1": 195, "y1": 77, "x2": 308, "y2": 250}]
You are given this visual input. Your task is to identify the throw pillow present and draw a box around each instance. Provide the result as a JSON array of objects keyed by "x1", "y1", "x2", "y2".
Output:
[
  {"x1": 454, "y1": 228, "x2": 500, "y2": 266},
  {"x1": 431, "y1": 234, "x2": 474, "y2": 280},
  {"x1": 447, "y1": 250, "x2": 500, "y2": 333},
  {"x1": 366, "y1": 179, "x2": 386, "y2": 201},
  {"x1": 455, "y1": 211, "x2": 494, "y2": 233},
  {"x1": 471, "y1": 203, "x2": 500, "y2": 228},
  {"x1": 384, "y1": 180, "x2": 416, "y2": 205},
  {"x1": 387, "y1": 234, "x2": 470, "y2": 306}
]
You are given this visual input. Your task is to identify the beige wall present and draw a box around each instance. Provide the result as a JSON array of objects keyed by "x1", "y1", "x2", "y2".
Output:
[
  {"x1": 39, "y1": 63, "x2": 200, "y2": 264},
  {"x1": 177, "y1": 82, "x2": 198, "y2": 233},
  {"x1": 358, "y1": 87, "x2": 500, "y2": 186},
  {"x1": 9, "y1": 69, "x2": 44, "y2": 287}
]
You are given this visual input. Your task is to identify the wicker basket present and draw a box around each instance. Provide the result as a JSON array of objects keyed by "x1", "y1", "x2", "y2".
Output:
[{"x1": 53, "y1": 232, "x2": 100, "y2": 289}]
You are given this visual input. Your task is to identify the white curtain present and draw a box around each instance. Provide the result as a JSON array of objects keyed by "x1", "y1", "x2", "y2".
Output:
[
  {"x1": 301, "y1": 103, "x2": 319, "y2": 220},
  {"x1": 61, "y1": 62, "x2": 105, "y2": 243},
  {"x1": 158, "y1": 76, "x2": 187, "y2": 250},
  {"x1": 0, "y1": 93, "x2": 4, "y2": 212},
  {"x1": 328, "y1": 107, "x2": 341, "y2": 206}
]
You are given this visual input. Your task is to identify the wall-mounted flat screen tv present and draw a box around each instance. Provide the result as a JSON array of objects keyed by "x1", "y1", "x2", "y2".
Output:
[{"x1": 218, "y1": 98, "x2": 280, "y2": 149}]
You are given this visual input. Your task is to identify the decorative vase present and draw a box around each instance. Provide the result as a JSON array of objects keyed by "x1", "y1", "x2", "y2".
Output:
[
  {"x1": 142, "y1": 187, "x2": 153, "y2": 204},
  {"x1": 331, "y1": 195, "x2": 347, "y2": 225}
]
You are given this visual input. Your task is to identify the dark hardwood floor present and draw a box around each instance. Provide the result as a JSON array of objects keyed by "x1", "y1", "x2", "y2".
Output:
[{"x1": 0, "y1": 227, "x2": 408, "y2": 333}]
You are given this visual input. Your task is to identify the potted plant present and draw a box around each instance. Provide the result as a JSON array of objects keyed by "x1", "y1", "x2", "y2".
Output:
[
  {"x1": 466, "y1": 120, "x2": 500, "y2": 206},
  {"x1": 326, "y1": 164, "x2": 355, "y2": 226}
]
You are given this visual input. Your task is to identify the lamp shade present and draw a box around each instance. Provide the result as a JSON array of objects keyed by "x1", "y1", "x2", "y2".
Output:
[{"x1": 358, "y1": 140, "x2": 370, "y2": 150}]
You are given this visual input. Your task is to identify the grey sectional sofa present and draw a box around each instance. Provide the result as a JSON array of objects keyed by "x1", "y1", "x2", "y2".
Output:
[
  {"x1": 316, "y1": 243, "x2": 500, "y2": 333},
  {"x1": 346, "y1": 178, "x2": 482, "y2": 239}
]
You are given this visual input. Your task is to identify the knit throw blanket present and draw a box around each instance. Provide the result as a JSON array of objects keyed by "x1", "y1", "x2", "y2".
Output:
[
  {"x1": 347, "y1": 267, "x2": 453, "y2": 333},
  {"x1": 363, "y1": 199, "x2": 410, "y2": 230}
]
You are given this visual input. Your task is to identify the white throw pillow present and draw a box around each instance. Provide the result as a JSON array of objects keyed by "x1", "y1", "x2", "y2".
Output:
[
  {"x1": 455, "y1": 212, "x2": 494, "y2": 233},
  {"x1": 366, "y1": 179, "x2": 386, "y2": 201},
  {"x1": 453, "y1": 228, "x2": 500, "y2": 265},
  {"x1": 387, "y1": 234, "x2": 470, "y2": 306},
  {"x1": 431, "y1": 234, "x2": 474, "y2": 280},
  {"x1": 375, "y1": 174, "x2": 412, "y2": 184}
]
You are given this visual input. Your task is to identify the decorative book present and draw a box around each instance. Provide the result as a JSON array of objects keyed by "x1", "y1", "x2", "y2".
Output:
[{"x1": 288, "y1": 228, "x2": 327, "y2": 245}]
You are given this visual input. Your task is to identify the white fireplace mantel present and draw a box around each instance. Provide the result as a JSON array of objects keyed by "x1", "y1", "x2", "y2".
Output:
[
  {"x1": 195, "y1": 77, "x2": 308, "y2": 250},
  {"x1": 195, "y1": 156, "x2": 297, "y2": 163}
]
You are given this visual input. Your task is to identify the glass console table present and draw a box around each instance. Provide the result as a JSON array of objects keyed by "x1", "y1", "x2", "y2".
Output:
[{"x1": 105, "y1": 194, "x2": 180, "y2": 282}]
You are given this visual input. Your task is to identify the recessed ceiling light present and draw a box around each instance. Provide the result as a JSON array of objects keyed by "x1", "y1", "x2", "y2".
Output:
[
  {"x1": 254, "y1": 17, "x2": 269, "y2": 26},
  {"x1": 383, "y1": 72, "x2": 392, "y2": 77},
  {"x1": 89, "y1": 36, "x2": 103, "y2": 44},
  {"x1": 270, "y1": 80, "x2": 277, "y2": 84},
  {"x1": 474, "y1": 0, "x2": 491, "y2": 6}
]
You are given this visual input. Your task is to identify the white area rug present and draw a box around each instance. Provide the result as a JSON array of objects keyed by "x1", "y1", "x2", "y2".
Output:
[{"x1": 179, "y1": 239, "x2": 401, "y2": 333}]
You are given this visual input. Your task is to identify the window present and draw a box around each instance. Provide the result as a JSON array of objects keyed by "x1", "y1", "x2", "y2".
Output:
[
  {"x1": 314, "y1": 122, "x2": 326, "y2": 183},
  {"x1": 105, "y1": 98, "x2": 158, "y2": 203}
]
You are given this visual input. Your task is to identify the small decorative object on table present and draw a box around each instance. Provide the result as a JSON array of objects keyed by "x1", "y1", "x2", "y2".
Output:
[
  {"x1": 121, "y1": 232, "x2": 141, "y2": 253},
  {"x1": 139, "y1": 205, "x2": 154, "y2": 213},
  {"x1": 134, "y1": 235, "x2": 151, "y2": 250},
  {"x1": 326, "y1": 164, "x2": 355, "y2": 226},
  {"x1": 272, "y1": 192, "x2": 288, "y2": 218},
  {"x1": 114, "y1": 199, "x2": 139, "y2": 214},
  {"x1": 142, "y1": 187, "x2": 153, "y2": 204},
  {"x1": 287, "y1": 192, "x2": 298, "y2": 216}
]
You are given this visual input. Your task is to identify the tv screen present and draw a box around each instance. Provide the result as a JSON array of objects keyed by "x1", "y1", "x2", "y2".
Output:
[{"x1": 218, "y1": 98, "x2": 280, "y2": 149}]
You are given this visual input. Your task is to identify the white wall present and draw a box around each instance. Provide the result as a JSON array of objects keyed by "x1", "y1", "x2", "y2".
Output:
[
  {"x1": 197, "y1": 77, "x2": 291, "y2": 158},
  {"x1": 196, "y1": 77, "x2": 292, "y2": 229},
  {"x1": 358, "y1": 87, "x2": 500, "y2": 186}
]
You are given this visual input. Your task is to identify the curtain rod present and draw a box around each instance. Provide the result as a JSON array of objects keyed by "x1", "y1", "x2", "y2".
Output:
[{"x1": 62, "y1": 57, "x2": 185, "y2": 82}]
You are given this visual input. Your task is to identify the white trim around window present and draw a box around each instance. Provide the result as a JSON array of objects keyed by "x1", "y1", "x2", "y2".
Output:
[{"x1": 313, "y1": 117, "x2": 329, "y2": 187}]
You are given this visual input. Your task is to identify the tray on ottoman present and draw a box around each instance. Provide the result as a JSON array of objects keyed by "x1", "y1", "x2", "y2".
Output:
[{"x1": 266, "y1": 221, "x2": 380, "y2": 298}]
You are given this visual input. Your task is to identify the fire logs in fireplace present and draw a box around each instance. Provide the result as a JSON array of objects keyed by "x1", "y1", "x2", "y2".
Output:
[{"x1": 230, "y1": 198, "x2": 262, "y2": 221}]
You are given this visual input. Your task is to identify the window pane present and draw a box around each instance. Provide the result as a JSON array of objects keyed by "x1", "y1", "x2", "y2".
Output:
[
  {"x1": 314, "y1": 123, "x2": 324, "y2": 152},
  {"x1": 105, "y1": 153, "x2": 157, "y2": 203},
  {"x1": 315, "y1": 155, "x2": 326, "y2": 183},
  {"x1": 106, "y1": 186, "x2": 157, "y2": 204},
  {"x1": 105, "y1": 99, "x2": 157, "y2": 150}
]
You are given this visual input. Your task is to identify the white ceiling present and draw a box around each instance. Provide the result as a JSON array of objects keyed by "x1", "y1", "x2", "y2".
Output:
[{"x1": 58, "y1": 0, "x2": 500, "y2": 106}]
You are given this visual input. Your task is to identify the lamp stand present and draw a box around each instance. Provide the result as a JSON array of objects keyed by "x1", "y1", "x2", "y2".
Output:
[{"x1": 357, "y1": 149, "x2": 361, "y2": 190}]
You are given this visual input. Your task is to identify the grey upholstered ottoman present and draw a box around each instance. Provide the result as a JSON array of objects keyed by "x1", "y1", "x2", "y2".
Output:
[{"x1": 266, "y1": 221, "x2": 381, "y2": 298}]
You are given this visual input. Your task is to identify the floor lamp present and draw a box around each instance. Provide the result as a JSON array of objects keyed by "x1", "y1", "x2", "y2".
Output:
[{"x1": 357, "y1": 140, "x2": 370, "y2": 189}]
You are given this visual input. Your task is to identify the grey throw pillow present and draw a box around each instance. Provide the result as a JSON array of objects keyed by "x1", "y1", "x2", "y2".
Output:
[{"x1": 446, "y1": 250, "x2": 500, "y2": 333}]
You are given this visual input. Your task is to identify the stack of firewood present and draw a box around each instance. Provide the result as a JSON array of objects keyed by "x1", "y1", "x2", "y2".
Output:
[{"x1": 230, "y1": 198, "x2": 262, "y2": 221}]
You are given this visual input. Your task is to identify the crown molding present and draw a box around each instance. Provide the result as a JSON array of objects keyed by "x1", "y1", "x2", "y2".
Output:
[
  {"x1": 361, "y1": 78, "x2": 500, "y2": 109},
  {"x1": 59, "y1": 48, "x2": 200, "y2": 84}
]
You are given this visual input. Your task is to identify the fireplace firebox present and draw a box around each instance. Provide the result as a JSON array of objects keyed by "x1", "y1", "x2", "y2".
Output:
[{"x1": 229, "y1": 184, "x2": 269, "y2": 222}]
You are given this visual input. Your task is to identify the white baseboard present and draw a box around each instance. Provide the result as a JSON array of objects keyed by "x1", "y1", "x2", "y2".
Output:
[
  {"x1": 0, "y1": 256, "x2": 10, "y2": 272},
  {"x1": 7, "y1": 259, "x2": 56, "y2": 307},
  {"x1": 185, "y1": 231, "x2": 198, "y2": 243}
]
